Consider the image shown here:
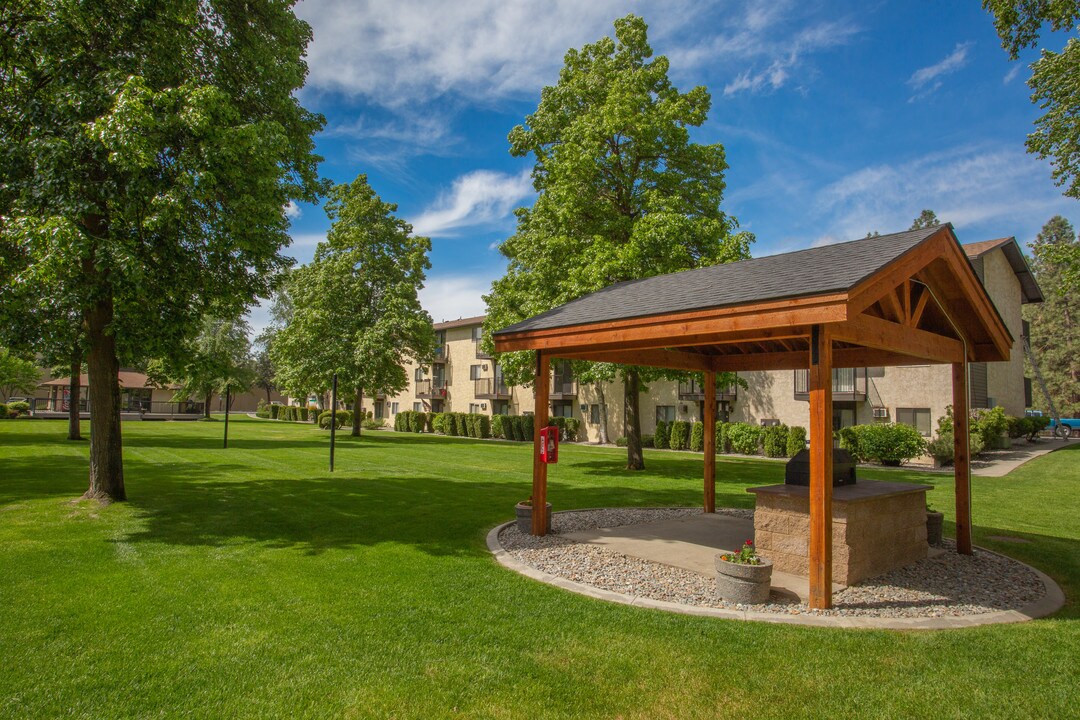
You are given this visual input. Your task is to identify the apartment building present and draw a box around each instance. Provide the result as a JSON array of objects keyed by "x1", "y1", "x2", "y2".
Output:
[{"x1": 369, "y1": 237, "x2": 1039, "y2": 443}]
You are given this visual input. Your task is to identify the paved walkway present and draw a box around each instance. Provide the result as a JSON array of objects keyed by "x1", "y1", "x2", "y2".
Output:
[{"x1": 971, "y1": 438, "x2": 1077, "y2": 477}]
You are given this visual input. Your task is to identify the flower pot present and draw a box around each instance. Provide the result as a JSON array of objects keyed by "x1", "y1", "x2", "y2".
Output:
[
  {"x1": 715, "y1": 555, "x2": 773, "y2": 604},
  {"x1": 926, "y1": 510, "x2": 944, "y2": 547},
  {"x1": 515, "y1": 502, "x2": 552, "y2": 534}
]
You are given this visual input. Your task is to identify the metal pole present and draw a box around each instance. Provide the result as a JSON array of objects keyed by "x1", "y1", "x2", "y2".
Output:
[
  {"x1": 223, "y1": 386, "x2": 230, "y2": 449},
  {"x1": 330, "y1": 373, "x2": 337, "y2": 472}
]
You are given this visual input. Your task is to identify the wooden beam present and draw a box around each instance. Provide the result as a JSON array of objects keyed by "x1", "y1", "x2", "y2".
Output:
[
  {"x1": 531, "y1": 352, "x2": 550, "y2": 536},
  {"x1": 494, "y1": 301, "x2": 845, "y2": 354},
  {"x1": 704, "y1": 370, "x2": 716, "y2": 514},
  {"x1": 711, "y1": 350, "x2": 809, "y2": 372},
  {"x1": 848, "y1": 229, "x2": 948, "y2": 314},
  {"x1": 563, "y1": 347, "x2": 716, "y2": 372},
  {"x1": 953, "y1": 362, "x2": 972, "y2": 555},
  {"x1": 833, "y1": 313, "x2": 964, "y2": 364},
  {"x1": 808, "y1": 325, "x2": 833, "y2": 610},
  {"x1": 902, "y1": 280, "x2": 912, "y2": 324},
  {"x1": 881, "y1": 288, "x2": 905, "y2": 324},
  {"x1": 833, "y1": 347, "x2": 948, "y2": 369},
  {"x1": 909, "y1": 286, "x2": 931, "y2": 327}
]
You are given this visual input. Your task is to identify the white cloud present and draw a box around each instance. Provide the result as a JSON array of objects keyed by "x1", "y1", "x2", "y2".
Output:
[
  {"x1": 410, "y1": 169, "x2": 533, "y2": 237},
  {"x1": 907, "y1": 42, "x2": 972, "y2": 97},
  {"x1": 812, "y1": 144, "x2": 1072, "y2": 244},
  {"x1": 285, "y1": 201, "x2": 303, "y2": 219},
  {"x1": 419, "y1": 274, "x2": 494, "y2": 323},
  {"x1": 1003, "y1": 65, "x2": 1021, "y2": 84}
]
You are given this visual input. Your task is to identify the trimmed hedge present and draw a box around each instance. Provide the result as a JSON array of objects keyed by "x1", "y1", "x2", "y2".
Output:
[
  {"x1": 727, "y1": 422, "x2": 762, "y2": 455},
  {"x1": 641, "y1": 433, "x2": 655, "y2": 448},
  {"x1": 0, "y1": 402, "x2": 8, "y2": 419},
  {"x1": 669, "y1": 420, "x2": 691, "y2": 451},
  {"x1": 491, "y1": 414, "x2": 506, "y2": 439},
  {"x1": 318, "y1": 410, "x2": 352, "y2": 429},
  {"x1": 762, "y1": 424, "x2": 788, "y2": 458},
  {"x1": 654, "y1": 420, "x2": 670, "y2": 449},
  {"x1": 715, "y1": 422, "x2": 730, "y2": 453},
  {"x1": 689, "y1": 422, "x2": 705, "y2": 452},
  {"x1": 786, "y1": 426, "x2": 807, "y2": 457},
  {"x1": 843, "y1": 423, "x2": 927, "y2": 465}
]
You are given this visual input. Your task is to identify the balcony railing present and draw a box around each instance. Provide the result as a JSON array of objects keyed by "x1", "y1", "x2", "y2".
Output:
[
  {"x1": 678, "y1": 379, "x2": 738, "y2": 401},
  {"x1": 475, "y1": 377, "x2": 510, "y2": 399},
  {"x1": 550, "y1": 375, "x2": 577, "y2": 399},
  {"x1": 31, "y1": 398, "x2": 205, "y2": 417},
  {"x1": 432, "y1": 344, "x2": 448, "y2": 363},
  {"x1": 793, "y1": 368, "x2": 867, "y2": 401},
  {"x1": 474, "y1": 341, "x2": 492, "y2": 360},
  {"x1": 415, "y1": 379, "x2": 447, "y2": 399}
]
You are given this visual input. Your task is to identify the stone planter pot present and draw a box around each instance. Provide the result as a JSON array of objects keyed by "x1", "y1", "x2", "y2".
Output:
[
  {"x1": 926, "y1": 510, "x2": 944, "y2": 547},
  {"x1": 715, "y1": 555, "x2": 773, "y2": 604},
  {"x1": 515, "y1": 502, "x2": 552, "y2": 534}
]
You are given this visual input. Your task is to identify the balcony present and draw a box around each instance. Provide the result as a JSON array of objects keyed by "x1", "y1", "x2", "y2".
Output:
[
  {"x1": 474, "y1": 342, "x2": 492, "y2": 360},
  {"x1": 793, "y1": 368, "x2": 867, "y2": 402},
  {"x1": 678, "y1": 379, "x2": 738, "y2": 401},
  {"x1": 432, "y1": 344, "x2": 448, "y2": 363},
  {"x1": 416, "y1": 379, "x2": 447, "y2": 399},
  {"x1": 550, "y1": 375, "x2": 577, "y2": 399},
  {"x1": 475, "y1": 377, "x2": 511, "y2": 399}
]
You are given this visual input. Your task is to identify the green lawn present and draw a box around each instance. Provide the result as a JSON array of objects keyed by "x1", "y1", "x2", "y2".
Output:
[{"x1": 1, "y1": 417, "x2": 1077, "y2": 719}]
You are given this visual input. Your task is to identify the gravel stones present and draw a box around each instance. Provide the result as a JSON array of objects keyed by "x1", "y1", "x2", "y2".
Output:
[{"x1": 499, "y1": 507, "x2": 1047, "y2": 619}]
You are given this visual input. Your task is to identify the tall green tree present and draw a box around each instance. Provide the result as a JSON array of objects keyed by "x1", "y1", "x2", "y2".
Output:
[
  {"x1": 271, "y1": 175, "x2": 435, "y2": 437},
  {"x1": 483, "y1": 15, "x2": 753, "y2": 469},
  {"x1": 984, "y1": 1, "x2": 1080, "y2": 198},
  {"x1": 1025, "y1": 215, "x2": 1080, "y2": 416},
  {"x1": 151, "y1": 316, "x2": 255, "y2": 419},
  {"x1": 0, "y1": 1, "x2": 325, "y2": 501},
  {"x1": 910, "y1": 209, "x2": 940, "y2": 230}
]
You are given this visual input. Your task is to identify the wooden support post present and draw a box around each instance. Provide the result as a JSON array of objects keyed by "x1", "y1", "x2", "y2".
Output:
[
  {"x1": 952, "y1": 362, "x2": 972, "y2": 555},
  {"x1": 808, "y1": 325, "x2": 834, "y2": 610},
  {"x1": 531, "y1": 352, "x2": 551, "y2": 536},
  {"x1": 703, "y1": 370, "x2": 716, "y2": 513}
]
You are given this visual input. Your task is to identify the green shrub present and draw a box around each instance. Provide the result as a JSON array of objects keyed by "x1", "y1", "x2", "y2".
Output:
[
  {"x1": 615, "y1": 436, "x2": 628, "y2": 447},
  {"x1": 444, "y1": 412, "x2": 458, "y2": 436},
  {"x1": 837, "y1": 425, "x2": 860, "y2": 457},
  {"x1": 0, "y1": 402, "x2": 8, "y2": 419},
  {"x1": 848, "y1": 423, "x2": 926, "y2": 465},
  {"x1": 451, "y1": 413, "x2": 465, "y2": 437},
  {"x1": 269, "y1": 404, "x2": 281, "y2": 420},
  {"x1": 973, "y1": 407, "x2": 1009, "y2": 450},
  {"x1": 654, "y1": 420, "x2": 669, "y2": 449},
  {"x1": 491, "y1": 414, "x2": 505, "y2": 439},
  {"x1": 361, "y1": 418, "x2": 385, "y2": 430},
  {"x1": 563, "y1": 417, "x2": 579, "y2": 442},
  {"x1": 689, "y1": 422, "x2": 705, "y2": 452},
  {"x1": 255, "y1": 409, "x2": 270, "y2": 419},
  {"x1": 716, "y1": 422, "x2": 731, "y2": 453},
  {"x1": 727, "y1": 422, "x2": 762, "y2": 455},
  {"x1": 520, "y1": 414, "x2": 535, "y2": 442},
  {"x1": 1028, "y1": 415, "x2": 1051, "y2": 440},
  {"x1": 299, "y1": 407, "x2": 309, "y2": 422},
  {"x1": 669, "y1": 420, "x2": 690, "y2": 450},
  {"x1": 762, "y1": 424, "x2": 789, "y2": 458},
  {"x1": 786, "y1": 426, "x2": 807, "y2": 457},
  {"x1": 410, "y1": 412, "x2": 426, "y2": 433},
  {"x1": 641, "y1": 434, "x2": 655, "y2": 448},
  {"x1": 927, "y1": 430, "x2": 987, "y2": 466},
  {"x1": 318, "y1": 410, "x2": 352, "y2": 429},
  {"x1": 478, "y1": 414, "x2": 491, "y2": 439}
]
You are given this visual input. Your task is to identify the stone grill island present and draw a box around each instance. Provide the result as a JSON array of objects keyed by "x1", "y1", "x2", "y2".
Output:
[{"x1": 748, "y1": 458, "x2": 932, "y2": 585}]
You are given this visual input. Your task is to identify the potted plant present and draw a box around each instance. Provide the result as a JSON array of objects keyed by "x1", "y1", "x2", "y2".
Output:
[
  {"x1": 715, "y1": 540, "x2": 773, "y2": 604},
  {"x1": 515, "y1": 497, "x2": 552, "y2": 534},
  {"x1": 926, "y1": 504, "x2": 944, "y2": 547}
]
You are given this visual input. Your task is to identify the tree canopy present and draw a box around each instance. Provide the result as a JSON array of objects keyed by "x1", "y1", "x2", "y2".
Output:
[
  {"x1": 150, "y1": 316, "x2": 254, "y2": 419},
  {"x1": 984, "y1": 0, "x2": 1080, "y2": 198},
  {"x1": 270, "y1": 175, "x2": 434, "y2": 436},
  {"x1": 0, "y1": 347, "x2": 39, "y2": 401},
  {"x1": 909, "y1": 209, "x2": 940, "y2": 230},
  {"x1": 483, "y1": 14, "x2": 753, "y2": 468},
  {"x1": 1025, "y1": 215, "x2": 1079, "y2": 416},
  {"x1": 0, "y1": 0, "x2": 326, "y2": 500}
]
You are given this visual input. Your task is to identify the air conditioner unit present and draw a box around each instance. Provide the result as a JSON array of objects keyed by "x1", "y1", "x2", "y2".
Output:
[
  {"x1": 481, "y1": 403, "x2": 487, "y2": 410},
  {"x1": 872, "y1": 407, "x2": 889, "y2": 419}
]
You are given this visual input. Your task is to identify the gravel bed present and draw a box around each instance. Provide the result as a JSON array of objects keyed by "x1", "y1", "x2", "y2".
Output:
[{"x1": 499, "y1": 508, "x2": 1046, "y2": 618}]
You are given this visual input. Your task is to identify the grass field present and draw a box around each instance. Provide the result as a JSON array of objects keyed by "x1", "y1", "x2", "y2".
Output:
[{"x1": 1, "y1": 417, "x2": 1077, "y2": 719}]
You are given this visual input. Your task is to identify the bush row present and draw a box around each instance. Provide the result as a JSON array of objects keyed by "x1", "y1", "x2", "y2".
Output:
[
  {"x1": 630, "y1": 421, "x2": 808, "y2": 457},
  {"x1": 837, "y1": 423, "x2": 927, "y2": 466},
  {"x1": 492, "y1": 414, "x2": 534, "y2": 442},
  {"x1": 394, "y1": 410, "x2": 430, "y2": 433},
  {"x1": 0, "y1": 401, "x2": 31, "y2": 419},
  {"x1": 317, "y1": 410, "x2": 353, "y2": 429}
]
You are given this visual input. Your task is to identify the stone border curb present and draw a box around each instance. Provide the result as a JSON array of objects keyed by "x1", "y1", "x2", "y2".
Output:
[{"x1": 485, "y1": 508, "x2": 1066, "y2": 630}]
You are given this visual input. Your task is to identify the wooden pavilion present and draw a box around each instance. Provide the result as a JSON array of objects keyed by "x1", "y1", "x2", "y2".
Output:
[{"x1": 492, "y1": 225, "x2": 1013, "y2": 609}]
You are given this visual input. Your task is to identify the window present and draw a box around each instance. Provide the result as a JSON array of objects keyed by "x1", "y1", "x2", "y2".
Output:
[
  {"x1": 413, "y1": 402, "x2": 422, "y2": 412},
  {"x1": 434, "y1": 330, "x2": 446, "y2": 344},
  {"x1": 391, "y1": 402, "x2": 399, "y2": 415},
  {"x1": 414, "y1": 367, "x2": 425, "y2": 381},
  {"x1": 492, "y1": 400, "x2": 510, "y2": 415},
  {"x1": 896, "y1": 407, "x2": 931, "y2": 436},
  {"x1": 551, "y1": 400, "x2": 573, "y2": 418},
  {"x1": 590, "y1": 404, "x2": 601, "y2": 424},
  {"x1": 471, "y1": 326, "x2": 483, "y2": 342},
  {"x1": 469, "y1": 364, "x2": 482, "y2": 380},
  {"x1": 469, "y1": 403, "x2": 482, "y2": 414},
  {"x1": 655, "y1": 405, "x2": 675, "y2": 423}
]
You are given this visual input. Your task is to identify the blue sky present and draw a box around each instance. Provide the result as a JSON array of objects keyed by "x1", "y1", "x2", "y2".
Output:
[{"x1": 263, "y1": 0, "x2": 1077, "y2": 330}]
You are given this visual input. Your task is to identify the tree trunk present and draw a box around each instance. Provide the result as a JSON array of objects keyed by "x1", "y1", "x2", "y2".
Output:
[
  {"x1": 594, "y1": 382, "x2": 609, "y2": 445},
  {"x1": 352, "y1": 386, "x2": 363, "y2": 437},
  {"x1": 265, "y1": 386, "x2": 272, "y2": 404},
  {"x1": 624, "y1": 368, "x2": 644, "y2": 470},
  {"x1": 67, "y1": 350, "x2": 82, "y2": 441},
  {"x1": 83, "y1": 292, "x2": 125, "y2": 502},
  {"x1": 204, "y1": 390, "x2": 212, "y2": 419}
]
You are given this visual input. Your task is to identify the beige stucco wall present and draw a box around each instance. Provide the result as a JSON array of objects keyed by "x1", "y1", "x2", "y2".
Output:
[{"x1": 981, "y1": 250, "x2": 1026, "y2": 416}]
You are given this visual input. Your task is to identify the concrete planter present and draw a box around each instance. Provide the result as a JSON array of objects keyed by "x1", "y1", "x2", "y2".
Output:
[
  {"x1": 926, "y1": 511, "x2": 944, "y2": 547},
  {"x1": 515, "y1": 502, "x2": 552, "y2": 534},
  {"x1": 715, "y1": 555, "x2": 773, "y2": 604}
]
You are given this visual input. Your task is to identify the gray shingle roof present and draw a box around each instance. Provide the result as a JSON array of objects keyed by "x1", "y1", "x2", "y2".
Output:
[{"x1": 495, "y1": 225, "x2": 946, "y2": 335}]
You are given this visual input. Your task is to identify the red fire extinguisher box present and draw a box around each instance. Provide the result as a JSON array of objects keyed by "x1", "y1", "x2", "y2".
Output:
[{"x1": 539, "y1": 425, "x2": 559, "y2": 464}]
